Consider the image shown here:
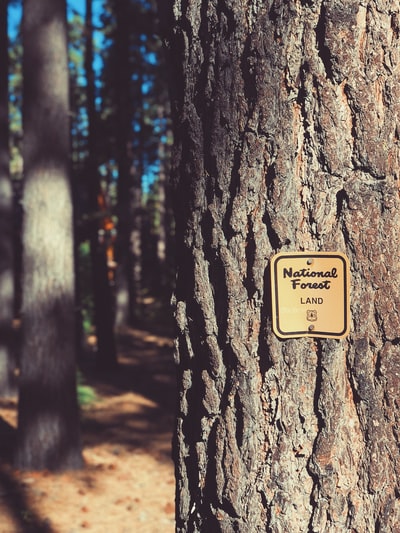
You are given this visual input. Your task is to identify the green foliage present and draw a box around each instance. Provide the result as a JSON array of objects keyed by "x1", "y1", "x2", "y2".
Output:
[
  {"x1": 78, "y1": 240, "x2": 95, "y2": 335},
  {"x1": 77, "y1": 371, "x2": 98, "y2": 407}
]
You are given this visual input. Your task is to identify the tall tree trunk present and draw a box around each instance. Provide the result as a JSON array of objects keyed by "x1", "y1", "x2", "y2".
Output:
[
  {"x1": 114, "y1": 0, "x2": 144, "y2": 328},
  {"x1": 152, "y1": 111, "x2": 173, "y2": 304},
  {"x1": 0, "y1": 0, "x2": 16, "y2": 396},
  {"x1": 114, "y1": 0, "x2": 136, "y2": 328},
  {"x1": 130, "y1": 76, "x2": 144, "y2": 322},
  {"x1": 163, "y1": 1, "x2": 400, "y2": 531},
  {"x1": 85, "y1": 0, "x2": 117, "y2": 369},
  {"x1": 153, "y1": 144, "x2": 168, "y2": 298},
  {"x1": 16, "y1": 0, "x2": 83, "y2": 471}
]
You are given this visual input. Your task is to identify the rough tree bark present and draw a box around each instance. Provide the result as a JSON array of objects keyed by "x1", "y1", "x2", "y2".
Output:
[
  {"x1": 161, "y1": 1, "x2": 400, "y2": 531},
  {"x1": 16, "y1": 0, "x2": 83, "y2": 471}
]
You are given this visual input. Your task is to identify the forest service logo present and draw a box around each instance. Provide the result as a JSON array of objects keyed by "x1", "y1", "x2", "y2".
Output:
[
  {"x1": 270, "y1": 252, "x2": 350, "y2": 339},
  {"x1": 306, "y1": 309, "x2": 318, "y2": 322}
]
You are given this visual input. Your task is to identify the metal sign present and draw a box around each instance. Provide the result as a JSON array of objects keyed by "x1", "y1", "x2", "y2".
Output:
[{"x1": 270, "y1": 252, "x2": 350, "y2": 339}]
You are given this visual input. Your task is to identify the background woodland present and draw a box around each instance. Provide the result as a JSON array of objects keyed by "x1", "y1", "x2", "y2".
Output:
[{"x1": 1, "y1": 0, "x2": 174, "y2": 471}]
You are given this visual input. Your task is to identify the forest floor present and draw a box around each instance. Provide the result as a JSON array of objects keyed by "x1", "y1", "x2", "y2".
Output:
[{"x1": 0, "y1": 324, "x2": 176, "y2": 533}]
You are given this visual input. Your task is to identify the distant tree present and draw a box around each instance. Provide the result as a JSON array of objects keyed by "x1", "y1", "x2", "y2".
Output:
[
  {"x1": 0, "y1": 0, "x2": 16, "y2": 395},
  {"x1": 85, "y1": 0, "x2": 117, "y2": 370},
  {"x1": 8, "y1": 3, "x2": 23, "y2": 183},
  {"x1": 7, "y1": 4, "x2": 23, "y2": 326},
  {"x1": 113, "y1": 0, "x2": 138, "y2": 327},
  {"x1": 68, "y1": 9, "x2": 87, "y2": 171},
  {"x1": 67, "y1": 9, "x2": 88, "y2": 361},
  {"x1": 100, "y1": 0, "x2": 170, "y2": 326},
  {"x1": 142, "y1": 105, "x2": 174, "y2": 305},
  {"x1": 15, "y1": 0, "x2": 83, "y2": 470},
  {"x1": 162, "y1": 1, "x2": 400, "y2": 531}
]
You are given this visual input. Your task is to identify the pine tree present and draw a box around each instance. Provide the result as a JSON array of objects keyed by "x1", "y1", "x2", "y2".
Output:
[
  {"x1": 0, "y1": 0, "x2": 16, "y2": 395},
  {"x1": 162, "y1": 1, "x2": 400, "y2": 530},
  {"x1": 15, "y1": 0, "x2": 83, "y2": 471},
  {"x1": 85, "y1": 0, "x2": 117, "y2": 370}
]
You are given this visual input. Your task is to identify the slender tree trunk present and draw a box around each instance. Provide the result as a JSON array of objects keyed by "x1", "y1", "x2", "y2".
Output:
[
  {"x1": 130, "y1": 79, "x2": 144, "y2": 322},
  {"x1": 0, "y1": 0, "x2": 16, "y2": 396},
  {"x1": 16, "y1": 0, "x2": 83, "y2": 471},
  {"x1": 163, "y1": 1, "x2": 400, "y2": 531},
  {"x1": 154, "y1": 146, "x2": 168, "y2": 297},
  {"x1": 114, "y1": 0, "x2": 135, "y2": 328},
  {"x1": 114, "y1": 0, "x2": 144, "y2": 328},
  {"x1": 85, "y1": 0, "x2": 117, "y2": 369},
  {"x1": 153, "y1": 111, "x2": 173, "y2": 303}
]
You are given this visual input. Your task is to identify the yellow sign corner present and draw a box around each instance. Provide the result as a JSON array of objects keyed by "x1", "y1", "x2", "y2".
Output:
[{"x1": 270, "y1": 251, "x2": 350, "y2": 339}]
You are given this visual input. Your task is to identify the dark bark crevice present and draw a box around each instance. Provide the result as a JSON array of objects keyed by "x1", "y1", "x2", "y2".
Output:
[
  {"x1": 243, "y1": 216, "x2": 257, "y2": 300},
  {"x1": 315, "y1": 4, "x2": 334, "y2": 82},
  {"x1": 335, "y1": 189, "x2": 349, "y2": 221},
  {"x1": 222, "y1": 146, "x2": 244, "y2": 241}
]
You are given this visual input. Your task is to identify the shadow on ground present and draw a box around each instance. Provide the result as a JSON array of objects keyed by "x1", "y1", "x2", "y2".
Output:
[
  {"x1": 0, "y1": 324, "x2": 177, "y2": 532},
  {"x1": 0, "y1": 418, "x2": 53, "y2": 532},
  {"x1": 80, "y1": 326, "x2": 176, "y2": 461}
]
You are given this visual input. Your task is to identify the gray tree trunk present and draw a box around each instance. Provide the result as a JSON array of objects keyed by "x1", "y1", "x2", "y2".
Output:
[
  {"x1": 162, "y1": 1, "x2": 400, "y2": 531},
  {"x1": 0, "y1": 0, "x2": 16, "y2": 396},
  {"x1": 16, "y1": 0, "x2": 83, "y2": 471}
]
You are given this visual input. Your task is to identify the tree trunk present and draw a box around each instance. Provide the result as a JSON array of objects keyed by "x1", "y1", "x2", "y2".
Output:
[
  {"x1": 16, "y1": 0, "x2": 83, "y2": 471},
  {"x1": 129, "y1": 66, "x2": 145, "y2": 325},
  {"x1": 114, "y1": 0, "x2": 140, "y2": 328},
  {"x1": 152, "y1": 112, "x2": 174, "y2": 304},
  {"x1": 85, "y1": 0, "x2": 117, "y2": 370},
  {"x1": 163, "y1": 1, "x2": 400, "y2": 531},
  {"x1": 0, "y1": 0, "x2": 16, "y2": 396}
]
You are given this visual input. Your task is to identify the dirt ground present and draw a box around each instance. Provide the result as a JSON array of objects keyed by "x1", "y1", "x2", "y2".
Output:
[{"x1": 0, "y1": 326, "x2": 176, "y2": 533}]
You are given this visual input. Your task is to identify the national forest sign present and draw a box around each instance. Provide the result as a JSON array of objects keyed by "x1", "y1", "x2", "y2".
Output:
[{"x1": 270, "y1": 252, "x2": 350, "y2": 339}]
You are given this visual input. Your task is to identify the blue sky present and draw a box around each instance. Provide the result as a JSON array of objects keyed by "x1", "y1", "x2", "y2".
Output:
[{"x1": 8, "y1": 2, "x2": 21, "y2": 37}]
